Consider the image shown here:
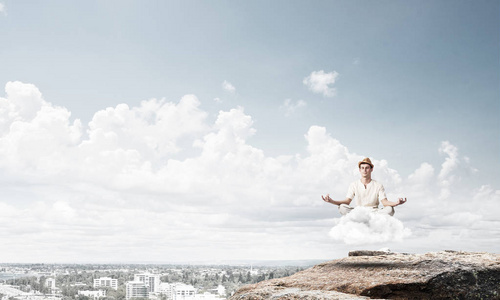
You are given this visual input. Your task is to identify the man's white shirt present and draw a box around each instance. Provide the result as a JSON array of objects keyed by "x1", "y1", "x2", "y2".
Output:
[{"x1": 346, "y1": 179, "x2": 387, "y2": 208}]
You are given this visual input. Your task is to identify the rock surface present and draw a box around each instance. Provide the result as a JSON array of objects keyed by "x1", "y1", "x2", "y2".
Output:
[{"x1": 230, "y1": 251, "x2": 500, "y2": 300}]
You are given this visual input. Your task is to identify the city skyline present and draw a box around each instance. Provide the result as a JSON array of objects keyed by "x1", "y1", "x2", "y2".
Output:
[
  {"x1": 0, "y1": 263, "x2": 294, "y2": 299},
  {"x1": 0, "y1": 0, "x2": 498, "y2": 263}
]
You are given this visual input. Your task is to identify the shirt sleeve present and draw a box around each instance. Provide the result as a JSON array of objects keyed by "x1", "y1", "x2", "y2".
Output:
[
  {"x1": 378, "y1": 184, "x2": 387, "y2": 200},
  {"x1": 346, "y1": 182, "x2": 355, "y2": 199}
]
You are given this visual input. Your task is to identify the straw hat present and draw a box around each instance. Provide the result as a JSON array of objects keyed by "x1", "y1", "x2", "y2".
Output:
[{"x1": 358, "y1": 157, "x2": 374, "y2": 168}]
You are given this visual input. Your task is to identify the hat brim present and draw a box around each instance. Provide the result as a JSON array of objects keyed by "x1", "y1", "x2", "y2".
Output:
[{"x1": 358, "y1": 161, "x2": 374, "y2": 168}]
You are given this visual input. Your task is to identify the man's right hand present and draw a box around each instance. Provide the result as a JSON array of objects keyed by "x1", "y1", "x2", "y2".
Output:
[{"x1": 322, "y1": 194, "x2": 332, "y2": 203}]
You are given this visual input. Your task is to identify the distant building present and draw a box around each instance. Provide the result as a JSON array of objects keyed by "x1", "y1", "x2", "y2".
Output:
[
  {"x1": 194, "y1": 293, "x2": 221, "y2": 299},
  {"x1": 45, "y1": 277, "x2": 58, "y2": 294},
  {"x1": 94, "y1": 277, "x2": 118, "y2": 290},
  {"x1": 126, "y1": 281, "x2": 148, "y2": 300},
  {"x1": 78, "y1": 290, "x2": 107, "y2": 299},
  {"x1": 194, "y1": 285, "x2": 225, "y2": 300},
  {"x1": 158, "y1": 282, "x2": 172, "y2": 295},
  {"x1": 45, "y1": 278, "x2": 56, "y2": 290},
  {"x1": 170, "y1": 283, "x2": 196, "y2": 300},
  {"x1": 134, "y1": 273, "x2": 160, "y2": 293},
  {"x1": 215, "y1": 285, "x2": 225, "y2": 297},
  {"x1": 72, "y1": 282, "x2": 88, "y2": 287}
]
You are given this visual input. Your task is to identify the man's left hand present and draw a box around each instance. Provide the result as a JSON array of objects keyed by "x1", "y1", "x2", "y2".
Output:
[{"x1": 397, "y1": 198, "x2": 407, "y2": 205}]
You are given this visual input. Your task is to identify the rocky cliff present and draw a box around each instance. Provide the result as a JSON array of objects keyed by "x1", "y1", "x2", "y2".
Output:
[{"x1": 230, "y1": 250, "x2": 500, "y2": 300}]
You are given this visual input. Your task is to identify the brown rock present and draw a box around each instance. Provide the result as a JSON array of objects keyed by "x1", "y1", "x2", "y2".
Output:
[
  {"x1": 348, "y1": 250, "x2": 395, "y2": 257},
  {"x1": 230, "y1": 286, "x2": 370, "y2": 299},
  {"x1": 230, "y1": 251, "x2": 500, "y2": 300}
]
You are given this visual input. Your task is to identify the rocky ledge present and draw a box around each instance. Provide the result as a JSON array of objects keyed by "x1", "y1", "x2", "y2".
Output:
[{"x1": 230, "y1": 250, "x2": 500, "y2": 300}]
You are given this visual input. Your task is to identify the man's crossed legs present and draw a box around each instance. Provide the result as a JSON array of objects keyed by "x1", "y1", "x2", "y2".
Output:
[{"x1": 338, "y1": 204, "x2": 395, "y2": 216}]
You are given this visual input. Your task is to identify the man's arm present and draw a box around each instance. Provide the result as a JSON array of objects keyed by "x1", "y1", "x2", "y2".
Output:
[
  {"x1": 381, "y1": 198, "x2": 407, "y2": 207},
  {"x1": 322, "y1": 194, "x2": 352, "y2": 206}
]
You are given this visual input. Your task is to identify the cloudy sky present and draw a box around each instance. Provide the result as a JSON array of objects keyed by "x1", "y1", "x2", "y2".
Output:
[{"x1": 0, "y1": 1, "x2": 498, "y2": 263}]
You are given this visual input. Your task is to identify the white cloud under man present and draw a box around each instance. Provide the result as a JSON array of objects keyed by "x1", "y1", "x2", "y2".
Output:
[
  {"x1": 222, "y1": 80, "x2": 236, "y2": 93},
  {"x1": 303, "y1": 70, "x2": 339, "y2": 97},
  {"x1": 329, "y1": 207, "x2": 411, "y2": 245}
]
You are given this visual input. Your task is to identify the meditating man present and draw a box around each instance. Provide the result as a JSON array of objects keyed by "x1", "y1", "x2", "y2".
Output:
[{"x1": 321, "y1": 157, "x2": 407, "y2": 216}]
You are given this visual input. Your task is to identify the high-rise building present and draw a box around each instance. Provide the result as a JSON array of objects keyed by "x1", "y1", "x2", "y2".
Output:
[
  {"x1": 45, "y1": 277, "x2": 61, "y2": 295},
  {"x1": 126, "y1": 281, "x2": 148, "y2": 300},
  {"x1": 94, "y1": 277, "x2": 118, "y2": 290},
  {"x1": 134, "y1": 273, "x2": 160, "y2": 293}
]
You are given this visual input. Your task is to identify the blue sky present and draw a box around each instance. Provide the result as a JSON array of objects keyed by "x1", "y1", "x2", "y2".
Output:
[{"x1": 0, "y1": 1, "x2": 498, "y2": 263}]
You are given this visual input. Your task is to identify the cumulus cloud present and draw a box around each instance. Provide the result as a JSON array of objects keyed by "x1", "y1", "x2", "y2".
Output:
[
  {"x1": 0, "y1": 3, "x2": 5, "y2": 15},
  {"x1": 303, "y1": 70, "x2": 339, "y2": 97},
  {"x1": 437, "y1": 141, "x2": 478, "y2": 200},
  {"x1": 408, "y1": 162, "x2": 435, "y2": 184},
  {"x1": 0, "y1": 81, "x2": 498, "y2": 262},
  {"x1": 329, "y1": 207, "x2": 411, "y2": 245},
  {"x1": 281, "y1": 99, "x2": 307, "y2": 116},
  {"x1": 222, "y1": 80, "x2": 236, "y2": 93}
]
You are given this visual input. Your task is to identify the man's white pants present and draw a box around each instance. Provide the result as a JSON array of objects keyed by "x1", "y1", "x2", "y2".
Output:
[{"x1": 338, "y1": 204, "x2": 395, "y2": 216}]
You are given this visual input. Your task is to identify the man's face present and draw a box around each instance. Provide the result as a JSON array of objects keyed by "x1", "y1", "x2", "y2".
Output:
[{"x1": 359, "y1": 164, "x2": 373, "y2": 177}]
